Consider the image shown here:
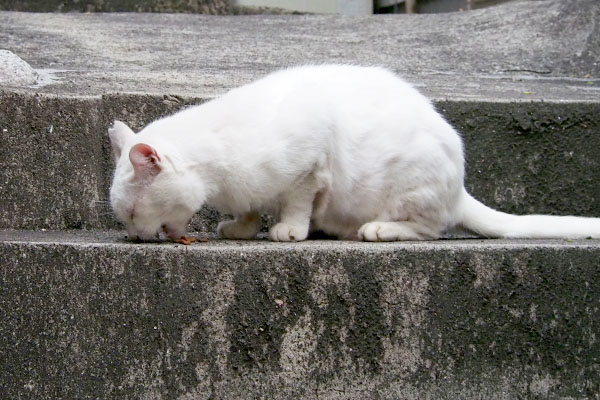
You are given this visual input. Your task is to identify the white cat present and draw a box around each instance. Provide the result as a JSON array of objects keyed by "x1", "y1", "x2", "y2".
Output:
[{"x1": 108, "y1": 65, "x2": 600, "y2": 242}]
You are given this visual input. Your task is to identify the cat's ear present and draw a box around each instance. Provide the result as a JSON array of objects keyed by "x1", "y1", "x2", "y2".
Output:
[
  {"x1": 129, "y1": 143, "x2": 162, "y2": 178},
  {"x1": 108, "y1": 120, "x2": 136, "y2": 161}
]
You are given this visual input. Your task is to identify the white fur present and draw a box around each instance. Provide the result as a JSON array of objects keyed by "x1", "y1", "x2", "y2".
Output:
[{"x1": 108, "y1": 65, "x2": 600, "y2": 241}]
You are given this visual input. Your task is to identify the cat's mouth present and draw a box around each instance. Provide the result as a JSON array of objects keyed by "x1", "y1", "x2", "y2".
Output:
[
  {"x1": 126, "y1": 226, "x2": 168, "y2": 242},
  {"x1": 127, "y1": 230, "x2": 160, "y2": 242},
  {"x1": 126, "y1": 223, "x2": 187, "y2": 242}
]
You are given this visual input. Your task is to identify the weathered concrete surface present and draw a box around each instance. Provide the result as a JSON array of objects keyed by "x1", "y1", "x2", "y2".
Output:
[
  {"x1": 1, "y1": 92, "x2": 599, "y2": 231},
  {"x1": 0, "y1": 0, "x2": 231, "y2": 13},
  {"x1": 0, "y1": 230, "x2": 599, "y2": 399},
  {"x1": 0, "y1": 0, "x2": 598, "y2": 101},
  {"x1": 0, "y1": 0, "x2": 301, "y2": 14},
  {"x1": 445, "y1": 101, "x2": 600, "y2": 217},
  {"x1": 0, "y1": 92, "x2": 205, "y2": 230}
]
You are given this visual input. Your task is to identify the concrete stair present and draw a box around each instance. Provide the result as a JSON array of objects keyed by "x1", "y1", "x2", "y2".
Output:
[
  {"x1": 1, "y1": 0, "x2": 599, "y2": 398},
  {"x1": 2, "y1": 231, "x2": 599, "y2": 399}
]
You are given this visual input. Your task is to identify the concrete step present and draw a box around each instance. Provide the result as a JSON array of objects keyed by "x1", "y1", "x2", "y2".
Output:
[
  {"x1": 1, "y1": 91, "x2": 599, "y2": 232},
  {"x1": 1, "y1": 0, "x2": 599, "y2": 232},
  {"x1": 1, "y1": 1, "x2": 599, "y2": 398},
  {"x1": 1, "y1": 0, "x2": 598, "y2": 101},
  {"x1": 1, "y1": 229, "x2": 599, "y2": 398}
]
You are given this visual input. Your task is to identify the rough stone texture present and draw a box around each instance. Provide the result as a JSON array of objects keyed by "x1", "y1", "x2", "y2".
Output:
[
  {"x1": 0, "y1": 0, "x2": 598, "y2": 101},
  {"x1": 0, "y1": 93, "x2": 204, "y2": 231},
  {"x1": 0, "y1": 94, "x2": 105, "y2": 230},
  {"x1": 0, "y1": 0, "x2": 232, "y2": 13},
  {"x1": 0, "y1": 230, "x2": 599, "y2": 399},
  {"x1": 445, "y1": 101, "x2": 600, "y2": 217}
]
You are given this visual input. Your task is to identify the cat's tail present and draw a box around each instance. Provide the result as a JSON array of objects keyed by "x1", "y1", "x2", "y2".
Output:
[{"x1": 458, "y1": 189, "x2": 600, "y2": 239}]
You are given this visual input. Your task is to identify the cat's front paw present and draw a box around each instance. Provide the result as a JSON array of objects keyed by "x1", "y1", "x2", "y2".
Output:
[
  {"x1": 269, "y1": 222, "x2": 308, "y2": 242},
  {"x1": 359, "y1": 221, "x2": 407, "y2": 241}
]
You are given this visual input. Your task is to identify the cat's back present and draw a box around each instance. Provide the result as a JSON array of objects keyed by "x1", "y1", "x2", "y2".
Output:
[
  {"x1": 151, "y1": 65, "x2": 431, "y2": 134},
  {"x1": 226, "y1": 65, "x2": 435, "y2": 129},
  {"x1": 139, "y1": 65, "x2": 451, "y2": 157},
  {"x1": 245, "y1": 64, "x2": 422, "y2": 100}
]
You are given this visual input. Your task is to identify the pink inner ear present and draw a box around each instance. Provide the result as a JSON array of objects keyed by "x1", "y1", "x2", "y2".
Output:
[{"x1": 129, "y1": 143, "x2": 161, "y2": 176}]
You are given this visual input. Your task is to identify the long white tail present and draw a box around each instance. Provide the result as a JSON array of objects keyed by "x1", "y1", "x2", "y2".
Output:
[{"x1": 459, "y1": 190, "x2": 600, "y2": 239}]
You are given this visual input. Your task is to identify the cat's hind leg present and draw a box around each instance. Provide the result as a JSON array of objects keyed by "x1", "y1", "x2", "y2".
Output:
[
  {"x1": 217, "y1": 211, "x2": 261, "y2": 240},
  {"x1": 358, "y1": 220, "x2": 442, "y2": 241}
]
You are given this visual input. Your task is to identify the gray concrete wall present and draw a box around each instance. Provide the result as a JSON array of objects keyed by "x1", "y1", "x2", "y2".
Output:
[
  {"x1": 1, "y1": 93, "x2": 599, "y2": 232},
  {"x1": 0, "y1": 0, "x2": 232, "y2": 13},
  {"x1": 1, "y1": 231, "x2": 599, "y2": 399}
]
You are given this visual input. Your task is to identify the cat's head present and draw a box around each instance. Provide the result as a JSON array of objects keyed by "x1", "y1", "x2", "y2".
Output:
[{"x1": 108, "y1": 120, "x2": 201, "y2": 241}]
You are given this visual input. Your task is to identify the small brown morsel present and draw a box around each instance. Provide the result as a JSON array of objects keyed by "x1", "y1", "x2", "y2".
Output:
[{"x1": 175, "y1": 236, "x2": 198, "y2": 245}]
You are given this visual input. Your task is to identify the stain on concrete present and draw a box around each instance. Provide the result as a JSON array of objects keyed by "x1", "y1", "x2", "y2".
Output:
[
  {"x1": 225, "y1": 252, "x2": 312, "y2": 373},
  {"x1": 441, "y1": 101, "x2": 600, "y2": 218},
  {"x1": 1, "y1": 236, "x2": 599, "y2": 398},
  {"x1": 0, "y1": 93, "x2": 105, "y2": 230},
  {"x1": 422, "y1": 247, "x2": 600, "y2": 398}
]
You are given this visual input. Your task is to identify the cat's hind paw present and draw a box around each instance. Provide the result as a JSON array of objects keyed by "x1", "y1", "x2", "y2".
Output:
[
  {"x1": 269, "y1": 222, "x2": 308, "y2": 242},
  {"x1": 358, "y1": 221, "x2": 428, "y2": 241},
  {"x1": 358, "y1": 222, "x2": 390, "y2": 241}
]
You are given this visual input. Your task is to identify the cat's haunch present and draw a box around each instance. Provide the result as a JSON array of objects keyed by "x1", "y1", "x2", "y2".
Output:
[{"x1": 108, "y1": 65, "x2": 600, "y2": 242}]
